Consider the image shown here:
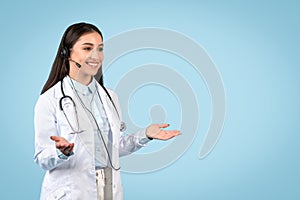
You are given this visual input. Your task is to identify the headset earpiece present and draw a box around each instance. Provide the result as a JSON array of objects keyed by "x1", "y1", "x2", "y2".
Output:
[{"x1": 61, "y1": 46, "x2": 69, "y2": 59}]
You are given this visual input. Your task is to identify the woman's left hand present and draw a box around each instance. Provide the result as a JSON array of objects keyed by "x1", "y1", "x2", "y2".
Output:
[{"x1": 146, "y1": 124, "x2": 180, "y2": 140}]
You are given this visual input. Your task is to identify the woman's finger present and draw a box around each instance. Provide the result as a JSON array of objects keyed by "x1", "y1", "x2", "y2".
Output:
[
  {"x1": 50, "y1": 136, "x2": 61, "y2": 142},
  {"x1": 158, "y1": 123, "x2": 170, "y2": 129}
]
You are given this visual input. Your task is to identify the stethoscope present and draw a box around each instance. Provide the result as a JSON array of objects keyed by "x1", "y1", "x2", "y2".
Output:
[
  {"x1": 59, "y1": 78, "x2": 125, "y2": 171},
  {"x1": 59, "y1": 78, "x2": 126, "y2": 133}
]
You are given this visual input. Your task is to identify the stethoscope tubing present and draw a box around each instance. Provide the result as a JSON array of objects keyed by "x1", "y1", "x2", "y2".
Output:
[
  {"x1": 59, "y1": 78, "x2": 126, "y2": 132},
  {"x1": 59, "y1": 78, "x2": 122, "y2": 170}
]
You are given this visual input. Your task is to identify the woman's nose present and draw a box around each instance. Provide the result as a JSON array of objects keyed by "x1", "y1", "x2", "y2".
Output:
[{"x1": 89, "y1": 49, "x2": 102, "y2": 60}]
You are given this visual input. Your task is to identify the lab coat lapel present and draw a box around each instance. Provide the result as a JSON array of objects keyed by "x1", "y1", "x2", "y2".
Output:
[
  {"x1": 96, "y1": 84, "x2": 120, "y2": 132},
  {"x1": 96, "y1": 84, "x2": 121, "y2": 169}
]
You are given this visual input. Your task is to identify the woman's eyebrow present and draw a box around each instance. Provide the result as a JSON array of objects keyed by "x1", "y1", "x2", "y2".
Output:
[
  {"x1": 81, "y1": 43, "x2": 104, "y2": 46},
  {"x1": 81, "y1": 42, "x2": 93, "y2": 46}
]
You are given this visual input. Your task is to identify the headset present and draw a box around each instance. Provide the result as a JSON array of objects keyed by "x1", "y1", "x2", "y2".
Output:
[{"x1": 61, "y1": 46, "x2": 81, "y2": 68}]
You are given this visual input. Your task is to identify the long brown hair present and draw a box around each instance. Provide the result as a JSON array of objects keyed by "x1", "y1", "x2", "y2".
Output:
[{"x1": 41, "y1": 22, "x2": 104, "y2": 94}]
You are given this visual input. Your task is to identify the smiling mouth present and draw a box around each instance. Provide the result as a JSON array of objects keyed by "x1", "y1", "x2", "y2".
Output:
[{"x1": 86, "y1": 62, "x2": 100, "y2": 67}]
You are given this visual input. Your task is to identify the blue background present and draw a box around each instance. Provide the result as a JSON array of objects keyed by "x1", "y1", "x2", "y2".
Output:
[{"x1": 0, "y1": 0, "x2": 299, "y2": 199}]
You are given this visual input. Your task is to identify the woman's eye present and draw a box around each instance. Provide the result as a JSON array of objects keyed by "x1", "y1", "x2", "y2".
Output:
[{"x1": 83, "y1": 47, "x2": 92, "y2": 51}]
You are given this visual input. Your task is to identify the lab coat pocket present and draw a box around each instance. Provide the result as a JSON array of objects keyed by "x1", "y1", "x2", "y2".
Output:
[{"x1": 46, "y1": 188, "x2": 66, "y2": 200}]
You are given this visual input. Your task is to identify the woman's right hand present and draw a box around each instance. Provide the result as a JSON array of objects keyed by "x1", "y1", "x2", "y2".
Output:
[{"x1": 50, "y1": 136, "x2": 74, "y2": 156}]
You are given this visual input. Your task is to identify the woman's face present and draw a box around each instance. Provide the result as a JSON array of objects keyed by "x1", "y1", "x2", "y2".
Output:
[{"x1": 69, "y1": 31, "x2": 104, "y2": 77}]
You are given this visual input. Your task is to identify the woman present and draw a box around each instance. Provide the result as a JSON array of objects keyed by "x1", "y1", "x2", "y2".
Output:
[{"x1": 34, "y1": 22, "x2": 180, "y2": 200}]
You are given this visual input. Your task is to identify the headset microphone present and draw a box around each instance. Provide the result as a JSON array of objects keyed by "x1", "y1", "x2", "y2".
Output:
[
  {"x1": 61, "y1": 46, "x2": 81, "y2": 68},
  {"x1": 68, "y1": 59, "x2": 82, "y2": 68}
]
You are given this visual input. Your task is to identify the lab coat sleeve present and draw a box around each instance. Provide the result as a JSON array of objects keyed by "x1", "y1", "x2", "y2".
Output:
[
  {"x1": 108, "y1": 90, "x2": 152, "y2": 157},
  {"x1": 119, "y1": 129, "x2": 152, "y2": 156},
  {"x1": 34, "y1": 93, "x2": 71, "y2": 171}
]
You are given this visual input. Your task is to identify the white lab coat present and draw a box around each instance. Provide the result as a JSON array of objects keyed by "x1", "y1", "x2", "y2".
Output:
[{"x1": 34, "y1": 76, "x2": 148, "y2": 200}]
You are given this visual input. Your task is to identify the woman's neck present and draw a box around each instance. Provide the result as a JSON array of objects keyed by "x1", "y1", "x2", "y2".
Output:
[{"x1": 69, "y1": 69, "x2": 92, "y2": 86}]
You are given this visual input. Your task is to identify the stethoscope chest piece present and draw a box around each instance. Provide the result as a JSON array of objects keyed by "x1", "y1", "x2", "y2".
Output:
[{"x1": 120, "y1": 121, "x2": 126, "y2": 132}]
